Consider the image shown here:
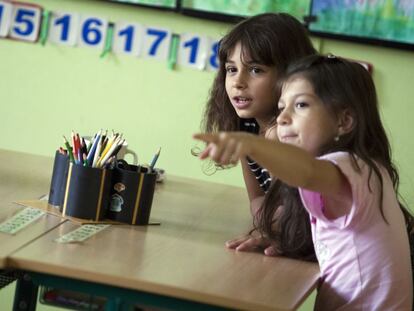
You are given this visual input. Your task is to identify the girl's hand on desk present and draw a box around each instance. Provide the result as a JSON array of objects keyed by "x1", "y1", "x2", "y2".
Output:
[{"x1": 225, "y1": 235, "x2": 280, "y2": 257}]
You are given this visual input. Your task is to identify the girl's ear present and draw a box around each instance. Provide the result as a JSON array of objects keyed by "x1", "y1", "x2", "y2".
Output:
[{"x1": 337, "y1": 109, "x2": 354, "y2": 136}]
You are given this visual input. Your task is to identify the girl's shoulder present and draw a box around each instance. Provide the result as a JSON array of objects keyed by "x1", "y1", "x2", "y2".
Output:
[
  {"x1": 318, "y1": 151, "x2": 372, "y2": 183},
  {"x1": 319, "y1": 151, "x2": 370, "y2": 168},
  {"x1": 318, "y1": 152, "x2": 391, "y2": 190},
  {"x1": 319, "y1": 151, "x2": 386, "y2": 173},
  {"x1": 319, "y1": 151, "x2": 350, "y2": 161},
  {"x1": 318, "y1": 151, "x2": 358, "y2": 170}
]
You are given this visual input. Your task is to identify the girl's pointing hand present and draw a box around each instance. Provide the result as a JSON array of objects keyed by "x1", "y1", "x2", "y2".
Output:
[{"x1": 193, "y1": 132, "x2": 255, "y2": 166}]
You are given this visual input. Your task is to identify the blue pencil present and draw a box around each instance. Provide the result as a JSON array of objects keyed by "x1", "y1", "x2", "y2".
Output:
[
  {"x1": 149, "y1": 147, "x2": 161, "y2": 171},
  {"x1": 86, "y1": 133, "x2": 101, "y2": 167}
]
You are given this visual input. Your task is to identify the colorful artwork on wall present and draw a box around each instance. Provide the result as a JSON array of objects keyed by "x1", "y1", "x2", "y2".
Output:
[
  {"x1": 180, "y1": 0, "x2": 310, "y2": 21},
  {"x1": 110, "y1": 0, "x2": 176, "y2": 9},
  {"x1": 309, "y1": 0, "x2": 414, "y2": 47}
]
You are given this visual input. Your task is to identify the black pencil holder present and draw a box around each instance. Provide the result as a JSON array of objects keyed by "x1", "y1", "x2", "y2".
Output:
[
  {"x1": 62, "y1": 163, "x2": 112, "y2": 221},
  {"x1": 48, "y1": 151, "x2": 69, "y2": 207},
  {"x1": 107, "y1": 164, "x2": 156, "y2": 225}
]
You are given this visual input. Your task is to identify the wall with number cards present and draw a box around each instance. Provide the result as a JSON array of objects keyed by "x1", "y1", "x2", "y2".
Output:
[
  {"x1": 0, "y1": 0, "x2": 243, "y2": 187},
  {"x1": 0, "y1": 1, "x2": 219, "y2": 69},
  {"x1": 1, "y1": 0, "x2": 414, "y2": 213}
]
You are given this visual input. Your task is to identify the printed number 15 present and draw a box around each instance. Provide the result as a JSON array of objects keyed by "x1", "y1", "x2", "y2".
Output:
[{"x1": 13, "y1": 8, "x2": 35, "y2": 36}]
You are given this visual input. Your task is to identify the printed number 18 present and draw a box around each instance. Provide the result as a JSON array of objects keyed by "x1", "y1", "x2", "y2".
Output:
[
  {"x1": 209, "y1": 42, "x2": 219, "y2": 69},
  {"x1": 183, "y1": 37, "x2": 199, "y2": 64}
]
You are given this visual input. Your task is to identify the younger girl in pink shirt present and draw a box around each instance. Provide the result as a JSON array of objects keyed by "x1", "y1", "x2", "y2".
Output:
[{"x1": 194, "y1": 54, "x2": 413, "y2": 310}]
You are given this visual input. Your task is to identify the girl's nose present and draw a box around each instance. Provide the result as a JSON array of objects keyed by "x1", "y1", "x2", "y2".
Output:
[
  {"x1": 276, "y1": 108, "x2": 291, "y2": 125},
  {"x1": 233, "y1": 72, "x2": 247, "y2": 89}
]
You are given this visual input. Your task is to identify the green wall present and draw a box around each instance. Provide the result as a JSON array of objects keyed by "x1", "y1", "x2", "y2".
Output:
[
  {"x1": 1, "y1": 0, "x2": 413, "y2": 210},
  {"x1": 0, "y1": 1, "x2": 413, "y2": 309}
]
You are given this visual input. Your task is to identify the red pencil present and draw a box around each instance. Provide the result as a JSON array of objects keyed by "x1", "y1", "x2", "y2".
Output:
[{"x1": 71, "y1": 131, "x2": 78, "y2": 161}]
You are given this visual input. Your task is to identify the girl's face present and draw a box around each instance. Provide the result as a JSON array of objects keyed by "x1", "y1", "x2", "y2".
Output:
[
  {"x1": 225, "y1": 42, "x2": 278, "y2": 126},
  {"x1": 276, "y1": 77, "x2": 339, "y2": 156}
]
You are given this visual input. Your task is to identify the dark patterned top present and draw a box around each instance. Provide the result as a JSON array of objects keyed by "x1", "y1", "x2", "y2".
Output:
[{"x1": 240, "y1": 119, "x2": 272, "y2": 193}]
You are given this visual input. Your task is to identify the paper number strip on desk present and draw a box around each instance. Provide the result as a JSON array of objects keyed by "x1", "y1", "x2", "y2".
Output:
[
  {"x1": 0, "y1": 207, "x2": 45, "y2": 235},
  {"x1": 55, "y1": 224, "x2": 110, "y2": 244}
]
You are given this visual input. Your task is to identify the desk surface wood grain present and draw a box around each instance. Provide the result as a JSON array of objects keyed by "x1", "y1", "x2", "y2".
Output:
[
  {"x1": 4, "y1": 149, "x2": 320, "y2": 311},
  {"x1": 0, "y1": 149, "x2": 65, "y2": 268}
]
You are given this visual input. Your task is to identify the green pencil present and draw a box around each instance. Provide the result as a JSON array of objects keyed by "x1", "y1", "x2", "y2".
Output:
[{"x1": 63, "y1": 135, "x2": 75, "y2": 163}]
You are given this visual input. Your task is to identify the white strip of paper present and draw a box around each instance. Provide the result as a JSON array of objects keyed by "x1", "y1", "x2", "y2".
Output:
[
  {"x1": 0, "y1": 207, "x2": 45, "y2": 235},
  {"x1": 55, "y1": 224, "x2": 110, "y2": 243}
]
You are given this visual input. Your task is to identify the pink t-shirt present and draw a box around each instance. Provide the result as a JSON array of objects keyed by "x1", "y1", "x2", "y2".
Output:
[{"x1": 299, "y1": 152, "x2": 413, "y2": 310}]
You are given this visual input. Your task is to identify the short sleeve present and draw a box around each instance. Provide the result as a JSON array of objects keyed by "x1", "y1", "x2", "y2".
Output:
[{"x1": 299, "y1": 152, "x2": 372, "y2": 229}]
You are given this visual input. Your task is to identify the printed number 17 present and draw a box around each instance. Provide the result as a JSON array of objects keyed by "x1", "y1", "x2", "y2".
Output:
[{"x1": 147, "y1": 28, "x2": 167, "y2": 56}]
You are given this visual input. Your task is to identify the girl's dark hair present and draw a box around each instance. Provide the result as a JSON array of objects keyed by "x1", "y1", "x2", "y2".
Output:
[
  {"x1": 198, "y1": 13, "x2": 318, "y2": 261},
  {"x1": 256, "y1": 55, "x2": 414, "y2": 257},
  {"x1": 201, "y1": 13, "x2": 316, "y2": 134}
]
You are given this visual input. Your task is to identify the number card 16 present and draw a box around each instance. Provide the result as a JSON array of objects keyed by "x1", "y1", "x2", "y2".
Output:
[{"x1": 48, "y1": 11, "x2": 80, "y2": 46}]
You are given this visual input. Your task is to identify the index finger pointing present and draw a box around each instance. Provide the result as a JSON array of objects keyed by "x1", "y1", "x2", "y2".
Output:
[{"x1": 193, "y1": 133, "x2": 218, "y2": 143}]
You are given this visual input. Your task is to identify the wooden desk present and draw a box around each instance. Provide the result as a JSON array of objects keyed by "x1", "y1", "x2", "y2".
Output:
[
  {"x1": 9, "y1": 174, "x2": 319, "y2": 310},
  {"x1": 0, "y1": 149, "x2": 65, "y2": 269},
  {"x1": 1, "y1": 149, "x2": 319, "y2": 310}
]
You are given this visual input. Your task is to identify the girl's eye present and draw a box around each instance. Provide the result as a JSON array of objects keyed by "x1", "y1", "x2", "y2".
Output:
[
  {"x1": 250, "y1": 67, "x2": 263, "y2": 74},
  {"x1": 225, "y1": 66, "x2": 237, "y2": 74},
  {"x1": 295, "y1": 102, "x2": 308, "y2": 108},
  {"x1": 277, "y1": 105, "x2": 285, "y2": 112}
]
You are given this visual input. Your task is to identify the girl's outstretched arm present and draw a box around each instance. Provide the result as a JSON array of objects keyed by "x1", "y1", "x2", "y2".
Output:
[{"x1": 194, "y1": 132, "x2": 352, "y2": 218}]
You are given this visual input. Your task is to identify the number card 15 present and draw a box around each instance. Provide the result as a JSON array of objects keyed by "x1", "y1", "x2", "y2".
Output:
[{"x1": 0, "y1": 1, "x2": 42, "y2": 42}]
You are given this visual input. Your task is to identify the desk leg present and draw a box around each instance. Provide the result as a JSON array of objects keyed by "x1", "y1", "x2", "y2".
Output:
[{"x1": 13, "y1": 273, "x2": 38, "y2": 311}]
